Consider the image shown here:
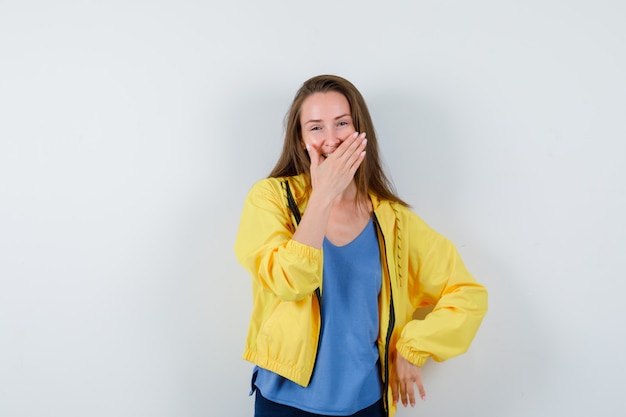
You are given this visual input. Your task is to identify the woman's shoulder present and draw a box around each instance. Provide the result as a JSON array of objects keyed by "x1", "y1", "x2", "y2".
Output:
[
  {"x1": 372, "y1": 196, "x2": 417, "y2": 220},
  {"x1": 247, "y1": 174, "x2": 307, "y2": 201},
  {"x1": 248, "y1": 176, "x2": 282, "y2": 193},
  {"x1": 375, "y1": 197, "x2": 442, "y2": 235}
]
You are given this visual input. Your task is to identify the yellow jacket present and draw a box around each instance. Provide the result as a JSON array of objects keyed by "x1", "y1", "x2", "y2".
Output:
[{"x1": 234, "y1": 175, "x2": 488, "y2": 416}]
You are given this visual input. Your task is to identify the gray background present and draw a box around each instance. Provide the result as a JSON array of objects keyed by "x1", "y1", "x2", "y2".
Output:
[{"x1": 1, "y1": 1, "x2": 625, "y2": 416}]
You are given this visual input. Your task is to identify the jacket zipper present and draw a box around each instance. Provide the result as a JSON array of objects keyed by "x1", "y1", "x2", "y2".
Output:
[{"x1": 374, "y1": 213, "x2": 395, "y2": 417}]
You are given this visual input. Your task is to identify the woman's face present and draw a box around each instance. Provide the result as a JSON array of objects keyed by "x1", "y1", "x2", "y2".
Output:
[{"x1": 299, "y1": 91, "x2": 356, "y2": 159}]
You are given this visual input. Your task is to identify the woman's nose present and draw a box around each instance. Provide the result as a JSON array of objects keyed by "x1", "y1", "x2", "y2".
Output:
[{"x1": 324, "y1": 127, "x2": 342, "y2": 145}]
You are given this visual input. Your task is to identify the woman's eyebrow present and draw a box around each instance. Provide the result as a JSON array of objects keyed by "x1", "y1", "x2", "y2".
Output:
[{"x1": 303, "y1": 114, "x2": 351, "y2": 125}]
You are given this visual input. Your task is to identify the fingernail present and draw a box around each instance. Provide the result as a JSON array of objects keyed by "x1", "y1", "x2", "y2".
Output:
[{"x1": 353, "y1": 132, "x2": 359, "y2": 138}]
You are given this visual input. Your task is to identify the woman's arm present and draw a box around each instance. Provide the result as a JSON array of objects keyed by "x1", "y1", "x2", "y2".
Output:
[
  {"x1": 398, "y1": 223, "x2": 488, "y2": 366},
  {"x1": 234, "y1": 178, "x2": 322, "y2": 301}
]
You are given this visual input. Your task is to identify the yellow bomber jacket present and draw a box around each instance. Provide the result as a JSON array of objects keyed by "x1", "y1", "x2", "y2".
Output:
[{"x1": 234, "y1": 175, "x2": 488, "y2": 416}]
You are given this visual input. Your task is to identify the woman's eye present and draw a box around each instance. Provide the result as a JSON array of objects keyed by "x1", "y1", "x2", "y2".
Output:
[
  {"x1": 311, "y1": 126, "x2": 321, "y2": 131},
  {"x1": 338, "y1": 121, "x2": 349, "y2": 126}
]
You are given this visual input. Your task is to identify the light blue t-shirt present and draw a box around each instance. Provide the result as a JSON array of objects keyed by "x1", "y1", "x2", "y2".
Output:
[{"x1": 254, "y1": 218, "x2": 383, "y2": 415}]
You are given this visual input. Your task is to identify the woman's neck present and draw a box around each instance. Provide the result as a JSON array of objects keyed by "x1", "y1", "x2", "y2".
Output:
[
  {"x1": 333, "y1": 182, "x2": 371, "y2": 213},
  {"x1": 334, "y1": 181, "x2": 358, "y2": 204}
]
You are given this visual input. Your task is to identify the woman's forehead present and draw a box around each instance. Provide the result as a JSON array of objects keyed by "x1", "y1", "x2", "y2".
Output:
[{"x1": 300, "y1": 91, "x2": 351, "y2": 120}]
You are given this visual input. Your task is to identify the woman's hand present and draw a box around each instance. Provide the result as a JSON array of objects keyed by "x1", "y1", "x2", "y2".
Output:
[
  {"x1": 292, "y1": 132, "x2": 366, "y2": 249},
  {"x1": 307, "y1": 132, "x2": 367, "y2": 201},
  {"x1": 392, "y1": 353, "x2": 426, "y2": 407}
]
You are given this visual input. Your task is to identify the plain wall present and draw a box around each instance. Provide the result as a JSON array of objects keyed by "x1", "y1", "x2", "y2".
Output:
[{"x1": 1, "y1": 1, "x2": 625, "y2": 416}]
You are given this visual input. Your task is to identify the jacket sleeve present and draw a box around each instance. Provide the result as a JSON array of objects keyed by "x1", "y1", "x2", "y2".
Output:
[
  {"x1": 396, "y1": 215, "x2": 488, "y2": 367},
  {"x1": 234, "y1": 179, "x2": 323, "y2": 301}
]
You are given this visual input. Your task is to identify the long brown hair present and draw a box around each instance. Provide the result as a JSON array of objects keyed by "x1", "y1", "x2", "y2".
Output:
[{"x1": 269, "y1": 74, "x2": 407, "y2": 206}]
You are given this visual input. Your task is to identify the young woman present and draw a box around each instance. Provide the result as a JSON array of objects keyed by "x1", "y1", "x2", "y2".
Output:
[{"x1": 234, "y1": 75, "x2": 488, "y2": 417}]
